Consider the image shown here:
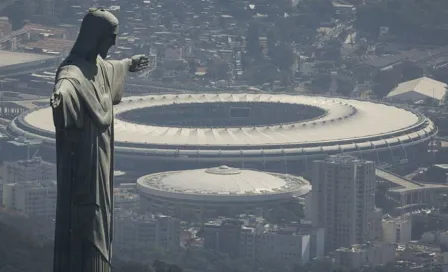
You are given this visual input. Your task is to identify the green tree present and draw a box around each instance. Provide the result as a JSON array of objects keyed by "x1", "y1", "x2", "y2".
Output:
[
  {"x1": 116, "y1": 262, "x2": 153, "y2": 272},
  {"x1": 244, "y1": 60, "x2": 280, "y2": 85},
  {"x1": 267, "y1": 28, "x2": 277, "y2": 59},
  {"x1": 0, "y1": 223, "x2": 53, "y2": 272},
  {"x1": 298, "y1": 0, "x2": 334, "y2": 24},
  {"x1": 309, "y1": 74, "x2": 332, "y2": 94},
  {"x1": 356, "y1": 0, "x2": 448, "y2": 45},
  {"x1": 153, "y1": 260, "x2": 183, "y2": 272},
  {"x1": 337, "y1": 77, "x2": 356, "y2": 97},
  {"x1": 2, "y1": 0, "x2": 34, "y2": 29},
  {"x1": 207, "y1": 59, "x2": 230, "y2": 81},
  {"x1": 272, "y1": 43, "x2": 295, "y2": 72},
  {"x1": 246, "y1": 22, "x2": 262, "y2": 58},
  {"x1": 400, "y1": 60, "x2": 423, "y2": 81},
  {"x1": 151, "y1": 67, "x2": 165, "y2": 79},
  {"x1": 295, "y1": 258, "x2": 334, "y2": 272},
  {"x1": 372, "y1": 68, "x2": 401, "y2": 98}
]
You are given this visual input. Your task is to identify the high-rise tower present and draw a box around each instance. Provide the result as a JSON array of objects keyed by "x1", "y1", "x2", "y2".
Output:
[{"x1": 312, "y1": 155, "x2": 376, "y2": 252}]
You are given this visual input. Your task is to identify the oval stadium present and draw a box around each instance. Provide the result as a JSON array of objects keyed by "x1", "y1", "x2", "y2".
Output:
[
  {"x1": 136, "y1": 165, "x2": 311, "y2": 220},
  {"x1": 7, "y1": 93, "x2": 437, "y2": 173}
]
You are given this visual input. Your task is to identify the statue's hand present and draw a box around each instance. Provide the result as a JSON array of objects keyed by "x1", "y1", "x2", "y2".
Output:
[{"x1": 129, "y1": 54, "x2": 150, "y2": 72}]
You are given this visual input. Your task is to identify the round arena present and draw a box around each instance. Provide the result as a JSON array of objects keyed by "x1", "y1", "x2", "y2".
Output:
[
  {"x1": 8, "y1": 93, "x2": 437, "y2": 173},
  {"x1": 136, "y1": 165, "x2": 311, "y2": 220}
]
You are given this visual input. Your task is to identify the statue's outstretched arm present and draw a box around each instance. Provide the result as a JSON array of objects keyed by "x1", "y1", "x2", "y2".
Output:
[{"x1": 102, "y1": 59, "x2": 130, "y2": 105}]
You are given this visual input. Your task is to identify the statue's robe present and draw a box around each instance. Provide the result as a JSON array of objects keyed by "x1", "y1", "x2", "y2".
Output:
[{"x1": 51, "y1": 54, "x2": 128, "y2": 272}]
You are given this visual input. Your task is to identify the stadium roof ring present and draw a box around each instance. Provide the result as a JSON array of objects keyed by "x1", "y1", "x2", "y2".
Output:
[{"x1": 8, "y1": 93, "x2": 437, "y2": 162}]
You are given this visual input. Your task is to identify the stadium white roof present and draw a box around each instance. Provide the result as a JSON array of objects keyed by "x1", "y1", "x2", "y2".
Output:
[
  {"x1": 23, "y1": 93, "x2": 422, "y2": 146},
  {"x1": 11, "y1": 93, "x2": 436, "y2": 162},
  {"x1": 0, "y1": 50, "x2": 57, "y2": 68}
]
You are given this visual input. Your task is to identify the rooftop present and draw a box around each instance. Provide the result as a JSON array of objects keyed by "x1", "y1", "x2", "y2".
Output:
[
  {"x1": 431, "y1": 164, "x2": 448, "y2": 170},
  {"x1": 376, "y1": 168, "x2": 448, "y2": 193},
  {"x1": 386, "y1": 77, "x2": 447, "y2": 101},
  {"x1": 0, "y1": 50, "x2": 57, "y2": 68},
  {"x1": 114, "y1": 210, "x2": 174, "y2": 222},
  {"x1": 7, "y1": 157, "x2": 53, "y2": 167},
  {"x1": 22, "y1": 93, "x2": 425, "y2": 147},
  {"x1": 320, "y1": 154, "x2": 372, "y2": 165},
  {"x1": 7, "y1": 180, "x2": 56, "y2": 189},
  {"x1": 137, "y1": 166, "x2": 311, "y2": 202},
  {"x1": 138, "y1": 166, "x2": 309, "y2": 196},
  {"x1": 113, "y1": 191, "x2": 139, "y2": 201}
]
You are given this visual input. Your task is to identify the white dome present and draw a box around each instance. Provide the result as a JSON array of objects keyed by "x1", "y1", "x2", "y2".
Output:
[
  {"x1": 137, "y1": 166, "x2": 311, "y2": 202},
  {"x1": 162, "y1": 165, "x2": 291, "y2": 194}
]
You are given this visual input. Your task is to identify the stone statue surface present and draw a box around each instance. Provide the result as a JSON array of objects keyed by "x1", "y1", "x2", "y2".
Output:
[{"x1": 50, "y1": 8, "x2": 149, "y2": 272}]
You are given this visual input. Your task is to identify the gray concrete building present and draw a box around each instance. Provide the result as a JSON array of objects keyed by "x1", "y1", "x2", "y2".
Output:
[{"x1": 312, "y1": 155, "x2": 377, "y2": 252}]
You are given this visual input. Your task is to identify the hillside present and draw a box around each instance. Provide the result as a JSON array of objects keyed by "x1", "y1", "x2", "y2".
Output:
[{"x1": 0, "y1": 223, "x2": 53, "y2": 272}]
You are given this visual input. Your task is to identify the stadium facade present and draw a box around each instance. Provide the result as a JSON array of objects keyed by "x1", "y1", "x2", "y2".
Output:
[
  {"x1": 137, "y1": 165, "x2": 311, "y2": 220},
  {"x1": 7, "y1": 93, "x2": 437, "y2": 174}
]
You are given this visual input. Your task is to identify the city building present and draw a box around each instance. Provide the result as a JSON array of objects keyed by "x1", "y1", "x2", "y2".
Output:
[
  {"x1": 420, "y1": 164, "x2": 448, "y2": 183},
  {"x1": 383, "y1": 216, "x2": 412, "y2": 244},
  {"x1": 442, "y1": 252, "x2": 448, "y2": 272},
  {"x1": 1, "y1": 137, "x2": 42, "y2": 161},
  {"x1": 296, "y1": 222, "x2": 325, "y2": 259},
  {"x1": 335, "y1": 242, "x2": 396, "y2": 269},
  {"x1": 421, "y1": 230, "x2": 448, "y2": 247},
  {"x1": 164, "y1": 47, "x2": 184, "y2": 60},
  {"x1": 2, "y1": 180, "x2": 56, "y2": 217},
  {"x1": 137, "y1": 165, "x2": 311, "y2": 221},
  {"x1": 256, "y1": 227, "x2": 311, "y2": 266},
  {"x1": 386, "y1": 77, "x2": 447, "y2": 105},
  {"x1": 289, "y1": 220, "x2": 326, "y2": 260},
  {"x1": 399, "y1": 244, "x2": 438, "y2": 272},
  {"x1": 310, "y1": 228, "x2": 325, "y2": 259},
  {"x1": 333, "y1": 3, "x2": 356, "y2": 18},
  {"x1": 377, "y1": 168, "x2": 448, "y2": 209},
  {"x1": 371, "y1": 208, "x2": 384, "y2": 241},
  {"x1": 0, "y1": 17, "x2": 12, "y2": 37},
  {"x1": 203, "y1": 218, "x2": 313, "y2": 267},
  {"x1": 412, "y1": 210, "x2": 448, "y2": 240},
  {"x1": 114, "y1": 187, "x2": 140, "y2": 212},
  {"x1": 2, "y1": 157, "x2": 56, "y2": 184},
  {"x1": 312, "y1": 155, "x2": 376, "y2": 252},
  {"x1": 113, "y1": 210, "x2": 180, "y2": 251},
  {"x1": 203, "y1": 218, "x2": 243, "y2": 257},
  {"x1": 304, "y1": 191, "x2": 313, "y2": 221}
]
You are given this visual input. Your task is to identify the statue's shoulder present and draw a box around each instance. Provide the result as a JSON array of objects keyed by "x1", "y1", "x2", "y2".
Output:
[
  {"x1": 56, "y1": 64, "x2": 85, "y2": 82},
  {"x1": 53, "y1": 65, "x2": 87, "y2": 106}
]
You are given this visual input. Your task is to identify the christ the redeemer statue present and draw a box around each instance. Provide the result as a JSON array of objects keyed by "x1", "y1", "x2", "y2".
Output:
[{"x1": 50, "y1": 8, "x2": 149, "y2": 272}]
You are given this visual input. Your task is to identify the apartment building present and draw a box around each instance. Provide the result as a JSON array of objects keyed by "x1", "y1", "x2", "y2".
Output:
[
  {"x1": 2, "y1": 180, "x2": 57, "y2": 217},
  {"x1": 312, "y1": 155, "x2": 377, "y2": 252}
]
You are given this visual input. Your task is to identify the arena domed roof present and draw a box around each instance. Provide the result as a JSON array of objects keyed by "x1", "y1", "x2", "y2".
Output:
[
  {"x1": 9, "y1": 93, "x2": 437, "y2": 163},
  {"x1": 136, "y1": 166, "x2": 311, "y2": 202}
]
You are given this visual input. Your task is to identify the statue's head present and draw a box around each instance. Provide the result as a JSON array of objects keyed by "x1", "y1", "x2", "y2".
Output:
[{"x1": 71, "y1": 8, "x2": 119, "y2": 60}]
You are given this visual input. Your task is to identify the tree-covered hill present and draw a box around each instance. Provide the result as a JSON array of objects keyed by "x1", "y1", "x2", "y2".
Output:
[
  {"x1": 357, "y1": 0, "x2": 448, "y2": 45},
  {"x1": 0, "y1": 223, "x2": 53, "y2": 272}
]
